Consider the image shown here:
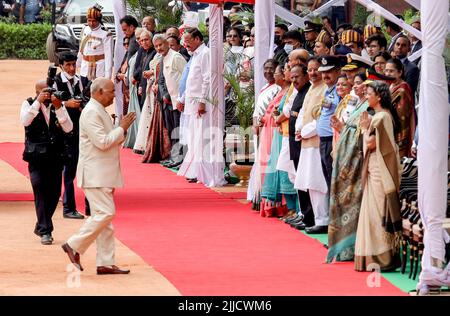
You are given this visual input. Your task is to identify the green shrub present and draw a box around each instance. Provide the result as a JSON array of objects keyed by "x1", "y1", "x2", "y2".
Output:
[{"x1": 0, "y1": 22, "x2": 51, "y2": 60}]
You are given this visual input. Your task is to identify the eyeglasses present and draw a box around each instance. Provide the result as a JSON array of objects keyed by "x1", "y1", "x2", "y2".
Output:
[{"x1": 227, "y1": 34, "x2": 239, "y2": 38}]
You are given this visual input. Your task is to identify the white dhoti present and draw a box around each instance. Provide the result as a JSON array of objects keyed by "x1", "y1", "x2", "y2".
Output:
[
  {"x1": 178, "y1": 114, "x2": 210, "y2": 180},
  {"x1": 67, "y1": 187, "x2": 116, "y2": 267}
]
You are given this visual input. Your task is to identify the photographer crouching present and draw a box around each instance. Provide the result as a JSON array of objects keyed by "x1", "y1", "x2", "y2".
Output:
[
  {"x1": 53, "y1": 51, "x2": 90, "y2": 219},
  {"x1": 20, "y1": 78, "x2": 73, "y2": 245}
]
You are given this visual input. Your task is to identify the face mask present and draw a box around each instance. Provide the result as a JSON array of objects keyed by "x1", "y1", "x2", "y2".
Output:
[
  {"x1": 64, "y1": 71, "x2": 75, "y2": 81},
  {"x1": 274, "y1": 35, "x2": 282, "y2": 46},
  {"x1": 284, "y1": 44, "x2": 294, "y2": 54},
  {"x1": 230, "y1": 46, "x2": 243, "y2": 54}
]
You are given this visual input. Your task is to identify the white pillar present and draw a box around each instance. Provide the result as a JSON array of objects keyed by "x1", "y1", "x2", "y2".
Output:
[
  {"x1": 197, "y1": 4, "x2": 226, "y2": 187},
  {"x1": 113, "y1": 0, "x2": 126, "y2": 122},
  {"x1": 254, "y1": 0, "x2": 275, "y2": 97},
  {"x1": 417, "y1": 0, "x2": 450, "y2": 292}
]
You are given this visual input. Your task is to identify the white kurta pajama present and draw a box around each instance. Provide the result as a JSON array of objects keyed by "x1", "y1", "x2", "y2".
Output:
[
  {"x1": 177, "y1": 44, "x2": 211, "y2": 180},
  {"x1": 294, "y1": 82, "x2": 329, "y2": 226}
]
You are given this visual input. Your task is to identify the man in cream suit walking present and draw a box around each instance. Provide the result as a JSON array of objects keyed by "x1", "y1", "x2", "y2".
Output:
[{"x1": 62, "y1": 78, "x2": 136, "y2": 274}]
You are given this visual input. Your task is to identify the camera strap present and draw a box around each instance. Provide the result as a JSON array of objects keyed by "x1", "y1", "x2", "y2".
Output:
[{"x1": 65, "y1": 74, "x2": 83, "y2": 98}]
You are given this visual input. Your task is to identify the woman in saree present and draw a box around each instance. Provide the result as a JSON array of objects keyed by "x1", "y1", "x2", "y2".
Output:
[
  {"x1": 332, "y1": 74, "x2": 353, "y2": 156},
  {"x1": 133, "y1": 53, "x2": 162, "y2": 154},
  {"x1": 247, "y1": 59, "x2": 281, "y2": 207},
  {"x1": 384, "y1": 58, "x2": 416, "y2": 158},
  {"x1": 142, "y1": 54, "x2": 172, "y2": 163},
  {"x1": 354, "y1": 80, "x2": 402, "y2": 272},
  {"x1": 260, "y1": 64, "x2": 297, "y2": 217},
  {"x1": 327, "y1": 72, "x2": 368, "y2": 263}
]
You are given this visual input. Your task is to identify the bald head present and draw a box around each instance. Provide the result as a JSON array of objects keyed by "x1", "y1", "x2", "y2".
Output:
[
  {"x1": 288, "y1": 49, "x2": 310, "y2": 68},
  {"x1": 142, "y1": 16, "x2": 156, "y2": 32},
  {"x1": 36, "y1": 80, "x2": 47, "y2": 92},
  {"x1": 91, "y1": 78, "x2": 115, "y2": 107},
  {"x1": 34, "y1": 79, "x2": 49, "y2": 99}
]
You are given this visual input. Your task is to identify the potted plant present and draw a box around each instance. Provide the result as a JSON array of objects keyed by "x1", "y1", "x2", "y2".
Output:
[{"x1": 223, "y1": 64, "x2": 255, "y2": 187}]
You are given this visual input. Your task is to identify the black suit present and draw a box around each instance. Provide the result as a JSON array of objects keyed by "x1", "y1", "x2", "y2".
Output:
[
  {"x1": 289, "y1": 83, "x2": 315, "y2": 227},
  {"x1": 23, "y1": 101, "x2": 66, "y2": 236},
  {"x1": 54, "y1": 74, "x2": 90, "y2": 215},
  {"x1": 402, "y1": 57, "x2": 420, "y2": 97},
  {"x1": 178, "y1": 46, "x2": 191, "y2": 62},
  {"x1": 127, "y1": 33, "x2": 140, "y2": 63},
  {"x1": 273, "y1": 46, "x2": 288, "y2": 65},
  {"x1": 133, "y1": 48, "x2": 156, "y2": 108}
]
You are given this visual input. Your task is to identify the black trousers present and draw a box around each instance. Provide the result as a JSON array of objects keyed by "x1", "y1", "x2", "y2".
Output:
[
  {"x1": 29, "y1": 160, "x2": 63, "y2": 236},
  {"x1": 166, "y1": 107, "x2": 186, "y2": 163},
  {"x1": 291, "y1": 141, "x2": 315, "y2": 227},
  {"x1": 62, "y1": 144, "x2": 90, "y2": 215},
  {"x1": 320, "y1": 136, "x2": 333, "y2": 191}
]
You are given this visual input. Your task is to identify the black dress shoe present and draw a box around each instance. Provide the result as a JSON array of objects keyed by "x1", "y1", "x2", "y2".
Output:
[
  {"x1": 284, "y1": 214, "x2": 300, "y2": 224},
  {"x1": 166, "y1": 161, "x2": 182, "y2": 168},
  {"x1": 305, "y1": 225, "x2": 328, "y2": 234},
  {"x1": 293, "y1": 221, "x2": 307, "y2": 230},
  {"x1": 41, "y1": 234, "x2": 53, "y2": 245},
  {"x1": 63, "y1": 211, "x2": 85, "y2": 219},
  {"x1": 288, "y1": 216, "x2": 305, "y2": 226}
]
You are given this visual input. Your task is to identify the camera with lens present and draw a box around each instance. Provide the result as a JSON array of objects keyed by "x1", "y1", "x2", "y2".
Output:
[
  {"x1": 44, "y1": 65, "x2": 71, "y2": 104},
  {"x1": 73, "y1": 80, "x2": 92, "y2": 109}
]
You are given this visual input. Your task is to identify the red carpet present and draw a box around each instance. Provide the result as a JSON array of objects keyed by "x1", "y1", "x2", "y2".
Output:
[
  {"x1": 0, "y1": 142, "x2": 406, "y2": 296},
  {"x1": 218, "y1": 191, "x2": 248, "y2": 200},
  {"x1": 0, "y1": 193, "x2": 34, "y2": 201}
]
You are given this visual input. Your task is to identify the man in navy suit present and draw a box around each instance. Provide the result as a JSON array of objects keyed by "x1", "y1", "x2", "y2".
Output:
[{"x1": 393, "y1": 35, "x2": 420, "y2": 96}]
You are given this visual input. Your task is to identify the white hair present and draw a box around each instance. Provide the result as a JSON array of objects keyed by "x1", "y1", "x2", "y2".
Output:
[
  {"x1": 140, "y1": 29, "x2": 153, "y2": 39},
  {"x1": 152, "y1": 33, "x2": 167, "y2": 44},
  {"x1": 90, "y1": 78, "x2": 111, "y2": 94},
  {"x1": 135, "y1": 27, "x2": 144, "y2": 37}
]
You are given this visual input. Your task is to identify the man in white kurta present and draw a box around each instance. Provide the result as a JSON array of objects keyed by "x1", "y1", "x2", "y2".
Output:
[
  {"x1": 62, "y1": 78, "x2": 136, "y2": 274},
  {"x1": 77, "y1": 5, "x2": 113, "y2": 84},
  {"x1": 177, "y1": 28, "x2": 210, "y2": 181},
  {"x1": 294, "y1": 58, "x2": 328, "y2": 232}
]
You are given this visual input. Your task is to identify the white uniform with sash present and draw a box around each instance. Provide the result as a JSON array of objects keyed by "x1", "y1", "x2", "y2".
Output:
[{"x1": 77, "y1": 25, "x2": 113, "y2": 80}]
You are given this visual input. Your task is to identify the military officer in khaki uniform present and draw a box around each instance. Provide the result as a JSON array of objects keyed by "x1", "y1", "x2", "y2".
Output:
[{"x1": 77, "y1": 4, "x2": 113, "y2": 86}]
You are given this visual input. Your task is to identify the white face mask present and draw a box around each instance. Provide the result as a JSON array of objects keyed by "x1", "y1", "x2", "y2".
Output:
[
  {"x1": 230, "y1": 46, "x2": 243, "y2": 54},
  {"x1": 284, "y1": 44, "x2": 294, "y2": 54},
  {"x1": 64, "y1": 71, "x2": 75, "y2": 81}
]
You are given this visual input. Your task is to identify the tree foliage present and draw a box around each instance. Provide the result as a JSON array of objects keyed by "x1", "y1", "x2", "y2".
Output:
[
  {"x1": 126, "y1": 0, "x2": 182, "y2": 31},
  {"x1": 0, "y1": 23, "x2": 52, "y2": 59}
]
